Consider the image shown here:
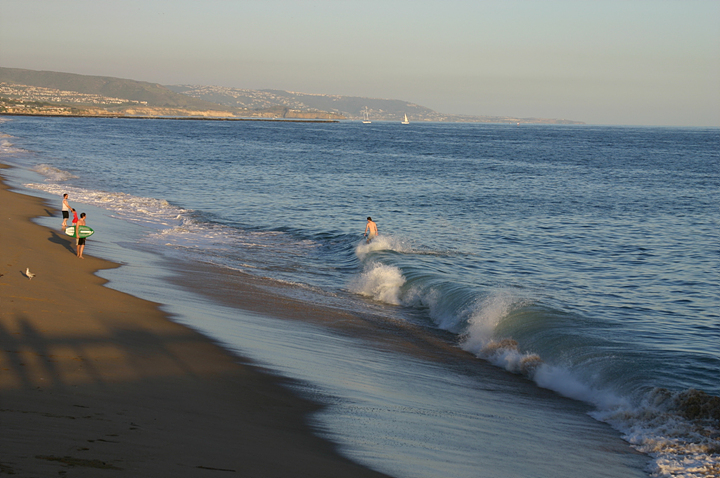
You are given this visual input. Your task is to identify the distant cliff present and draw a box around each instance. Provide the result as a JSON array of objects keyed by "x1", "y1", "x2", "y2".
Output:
[
  {"x1": 0, "y1": 67, "x2": 345, "y2": 119},
  {"x1": 167, "y1": 84, "x2": 434, "y2": 121},
  {"x1": 167, "y1": 85, "x2": 583, "y2": 124},
  {"x1": 1, "y1": 67, "x2": 583, "y2": 124},
  {"x1": 0, "y1": 67, "x2": 218, "y2": 109}
]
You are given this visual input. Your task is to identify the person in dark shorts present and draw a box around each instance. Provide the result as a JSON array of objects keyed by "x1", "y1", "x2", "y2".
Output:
[
  {"x1": 61, "y1": 193, "x2": 70, "y2": 228},
  {"x1": 77, "y1": 213, "x2": 87, "y2": 259}
]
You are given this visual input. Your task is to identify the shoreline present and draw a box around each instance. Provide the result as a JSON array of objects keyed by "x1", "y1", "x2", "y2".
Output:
[
  {"x1": 0, "y1": 165, "x2": 388, "y2": 477},
  {"x1": 0, "y1": 112, "x2": 590, "y2": 125},
  {"x1": 0, "y1": 112, "x2": 340, "y2": 123}
]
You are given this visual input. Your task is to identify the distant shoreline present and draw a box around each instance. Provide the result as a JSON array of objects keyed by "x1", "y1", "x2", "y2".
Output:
[
  {"x1": 0, "y1": 113, "x2": 587, "y2": 125},
  {"x1": 0, "y1": 112, "x2": 339, "y2": 123},
  {"x1": 1, "y1": 67, "x2": 586, "y2": 124}
]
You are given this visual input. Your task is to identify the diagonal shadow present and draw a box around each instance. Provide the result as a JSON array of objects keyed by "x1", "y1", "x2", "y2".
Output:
[
  {"x1": 18, "y1": 318, "x2": 68, "y2": 392},
  {"x1": 47, "y1": 230, "x2": 75, "y2": 254},
  {"x1": 0, "y1": 318, "x2": 34, "y2": 390},
  {"x1": 0, "y1": 313, "x2": 208, "y2": 393}
]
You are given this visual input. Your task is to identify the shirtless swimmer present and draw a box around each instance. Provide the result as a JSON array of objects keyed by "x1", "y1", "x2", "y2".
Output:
[{"x1": 364, "y1": 217, "x2": 378, "y2": 243}]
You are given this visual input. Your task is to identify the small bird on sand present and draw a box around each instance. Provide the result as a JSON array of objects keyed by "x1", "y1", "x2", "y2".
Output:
[{"x1": 25, "y1": 268, "x2": 35, "y2": 280}]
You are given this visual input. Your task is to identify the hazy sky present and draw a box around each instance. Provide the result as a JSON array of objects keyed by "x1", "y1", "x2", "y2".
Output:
[{"x1": 1, "y1": 0, "x2": 718, "y2": 126}]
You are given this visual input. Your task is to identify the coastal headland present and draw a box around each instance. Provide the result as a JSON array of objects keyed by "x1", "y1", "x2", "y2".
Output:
[
  {"x1": 0, "y1": 165, "x2": 388, "y2": 477},
  {"x1": 0, "y1": 112, "x2": 340, "y2": 123},
  {"x1": 0, "y1": 67, "x2": 584, "y2": 124}
]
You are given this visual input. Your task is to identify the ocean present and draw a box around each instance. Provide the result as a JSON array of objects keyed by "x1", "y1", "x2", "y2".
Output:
[{"x1": 1, "y1": 116, "x2": 718, "y2": 477}]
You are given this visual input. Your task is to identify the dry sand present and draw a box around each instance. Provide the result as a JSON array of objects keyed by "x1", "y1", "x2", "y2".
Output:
[{"x1": 0, "y1": 166, "x2": 389, "y2": 477}]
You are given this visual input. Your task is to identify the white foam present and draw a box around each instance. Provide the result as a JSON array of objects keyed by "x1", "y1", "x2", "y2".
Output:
[
  {"x1": 0, "y1": 137, "x2": 23, "y2": 155},
  {"x1": 457, "y1": 291, "x2": 549, "y2": 377},
  {"x1": 32, "y1": 164, "x2": 78, "y2": 182},
  {"x1": 355, "y1": 235, "x2": 414, "y2": 260},
  {"x1": 460, "y1": 291, "x2": 523, "y2": 354},
  {"x1": 592, "y1": 391, "x2": 720, "y2": 478},
  {"x1": 452, "y1": 290, "x2": 719, "y2": 478},
  {"x1": 349, "y1": 262, "x2": 406, "y2": 305},
  {"x1": 150, "y1": 219, "x2": 261, "y2": 251},
  {"x1": 348, "y1": 254, "x2": 720, "y2": 477},
  {"x1": 24, "y1": 182, "x2": 187, "y2": 229}
]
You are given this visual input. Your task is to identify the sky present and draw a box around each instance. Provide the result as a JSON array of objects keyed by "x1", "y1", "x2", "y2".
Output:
[{"x1": 1, "y1": 0, "x2": 718, "y2": 126}]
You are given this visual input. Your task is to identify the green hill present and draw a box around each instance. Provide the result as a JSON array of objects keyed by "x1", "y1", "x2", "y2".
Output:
[
  {"x1": 1, "y1": 67, "x2": 583, "y2": 123},
  {"x1": 166, "y1": 85, "x2": 583, "y2": 123},
  {"x1": 0, "y1": 67, "x2": 220, "y2": 109},
  {"x1": 167, "y1": 84, "x2": 437, "y2": 121}
]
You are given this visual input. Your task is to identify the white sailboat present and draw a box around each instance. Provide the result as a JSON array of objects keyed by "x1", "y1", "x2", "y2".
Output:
[
  {"x1": 362, "y1": 107, "x2": 372, "y2": 124},
  {"x1": 401, "y1": 113, "x2": 409, "y2": 125}
]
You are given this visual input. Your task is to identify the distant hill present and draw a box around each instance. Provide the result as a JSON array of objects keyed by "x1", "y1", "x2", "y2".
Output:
[
  {"x1": 166, "y1": 85, "x2": 583, "y2": 124},
  {"x1": 1, "y1": 67, "x2": 583, "y2": 124},
  {"x1": 167, "y1": 85, "x2": 436, "y2": 121},
  {"x1": 0, "y1": 67, "x2": 220, "y2": 109}
]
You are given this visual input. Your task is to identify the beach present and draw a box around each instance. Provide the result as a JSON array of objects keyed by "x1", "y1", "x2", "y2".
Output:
[{"x1": 0, "y1": 166, "x2": 390, "y2": 477}]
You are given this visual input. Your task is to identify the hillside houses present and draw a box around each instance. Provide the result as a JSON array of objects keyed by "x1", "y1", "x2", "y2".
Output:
[{"x1": 0, "y1": 83, "x2": 148, "y2": 107}]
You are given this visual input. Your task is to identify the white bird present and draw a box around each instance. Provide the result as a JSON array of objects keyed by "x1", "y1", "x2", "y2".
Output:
[{"x1": 26, "y1": 268, "x2": 35, "y2": 280}]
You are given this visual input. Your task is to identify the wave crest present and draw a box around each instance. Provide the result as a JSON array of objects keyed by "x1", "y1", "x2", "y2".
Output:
[
  {"x1": 349, "y1": 262, "x2": 406, "y2": 305},
  {"x1": 355, "y1": 235, "x2": 413, "y2": 260},
  {"x1": 593, "y1": 388, "x2": 720, "y2": 477},
  {"x1": 32, "y1": 164, "x2": 78, "y2": 182},
  {"x1": 24, "y1": 182, "x2": 187, "y2": 227},
  {"x1": 455, "y1": 291, "x2": 720, "y2": 477},
  {"x1": 0, "y1": 137, "x2": 24, "y2": 155}
]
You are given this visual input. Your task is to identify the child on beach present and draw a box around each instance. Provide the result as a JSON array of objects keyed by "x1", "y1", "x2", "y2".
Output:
[{"x1": 71, "y1": 208, "x2": 78, "y2": 226}]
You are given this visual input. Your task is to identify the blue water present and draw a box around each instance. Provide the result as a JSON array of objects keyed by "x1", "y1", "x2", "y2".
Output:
[{"x1": 1, "y1": 117, "x2": 718, "y2": 477}]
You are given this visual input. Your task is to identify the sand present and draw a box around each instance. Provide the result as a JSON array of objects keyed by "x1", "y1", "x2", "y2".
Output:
[{"x1": 0, "y1": 166, "x2": 389, "y2": 477}]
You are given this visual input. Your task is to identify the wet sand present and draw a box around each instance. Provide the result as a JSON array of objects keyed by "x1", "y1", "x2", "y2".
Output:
[{"x1": 0, "y1": 165, "x2": 389, "y2": 477}]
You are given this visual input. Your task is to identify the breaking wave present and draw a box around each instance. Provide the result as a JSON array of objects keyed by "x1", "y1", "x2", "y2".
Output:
[
  {"x1": 350, "y1": 246, "x2": 720, "y2": 477},
  {"x1": 355, "y1": 234, "x2": 415, "y2": 260},
  {"x1": 348, "y1": 262, "x2": 406, "y2": 305},
  {"x1": 32, "y1": 164, "x2": 78, "y2": 182},
  {"x1": 24, "y1": 182, "x2": 187, "y2": 228}
]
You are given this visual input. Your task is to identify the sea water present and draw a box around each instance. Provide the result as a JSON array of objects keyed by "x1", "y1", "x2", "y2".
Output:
[{"x1": 1, "y1": 117, "x2": 718, "y2": 477}]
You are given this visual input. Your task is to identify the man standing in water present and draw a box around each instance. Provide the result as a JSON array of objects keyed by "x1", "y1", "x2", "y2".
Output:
[
  {"x1": 61, "y1": 193, "x2": 71, "y2": 228},
  {"x1": 364, "y1": 217, "x2": 378, "y2": 243}
]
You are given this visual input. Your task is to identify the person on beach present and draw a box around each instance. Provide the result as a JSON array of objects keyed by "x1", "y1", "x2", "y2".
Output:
[
  {"x1": 61, "y1": 193, "x2": 70, "y2": 228},
  {"x1": 364, "y1": 217, "x2": 378, "y2": 243},
  {"x1": 76, "y1": 212, "x2": 87, "y2": 258},
  {"x1": 71, "y1": 208, "x2": 78, "y2": 226}
]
